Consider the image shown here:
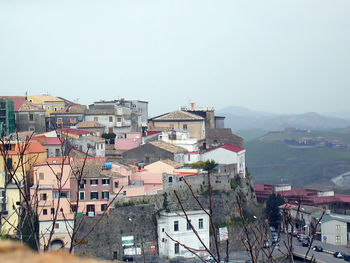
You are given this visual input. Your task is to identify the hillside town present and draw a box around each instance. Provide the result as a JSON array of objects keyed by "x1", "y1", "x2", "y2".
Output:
[{"x1": 2, "y1": 95, "x2": 350, "y2": 262}]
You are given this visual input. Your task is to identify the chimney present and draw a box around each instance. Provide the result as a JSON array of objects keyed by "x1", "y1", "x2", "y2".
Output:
[{"x1": 190, "y1": 102, "x2": 195, "y2": 110}]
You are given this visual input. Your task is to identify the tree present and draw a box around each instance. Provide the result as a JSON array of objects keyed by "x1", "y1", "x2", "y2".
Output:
[{"x1": 265, "y1": 193, "x2": 285, "y2": 229}]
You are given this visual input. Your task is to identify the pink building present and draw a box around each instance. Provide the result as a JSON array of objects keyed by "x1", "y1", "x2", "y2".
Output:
[
  {"x1": 31, "y1": 157, "x2": 74, "y2": 251},
  {"x1": 70, "y1": 157, "x2": 112, "y2": 216},
  {"x1": 31, "y1": 157, "x2": 73, "y2": 221},
  {"x1": 114, "y1": 132, "x2": 142, "y2": 151}
]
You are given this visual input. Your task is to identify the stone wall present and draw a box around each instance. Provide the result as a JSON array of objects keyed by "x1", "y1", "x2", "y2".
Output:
[{"x1": 74, "y1": 175, "x2": 257, "y2": 260}]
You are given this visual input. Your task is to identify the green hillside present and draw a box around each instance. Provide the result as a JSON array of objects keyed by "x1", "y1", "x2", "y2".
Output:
[{"x1": 245, "y1": 129, "x2": 350, "y2": 188}]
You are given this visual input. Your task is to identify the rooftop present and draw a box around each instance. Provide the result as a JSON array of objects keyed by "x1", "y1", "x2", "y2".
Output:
[
  {"x1": 205, "y1": 144, "x2": 245, "y2": 153},
  {"x1": 77, "y1": 121, "x2": 105, "y2": 128},
  {"x1": 149, "y1": 141, "x2": 187, "y2": 154},
  {"x1": 33, "y1": 136, "x2": 64, "y2": 146},
  {"x1": 58, "y1": 128, "x2": 93, "y2": 136},
  {"x1": 150, "y1": 110, "x2": 204, "y2": 121}
]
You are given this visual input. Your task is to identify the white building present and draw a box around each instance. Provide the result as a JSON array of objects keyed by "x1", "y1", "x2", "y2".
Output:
[
  {"x1": 39, "y1": 219, "x2": 74, "y2": 251},
  {"x1": 157, "y1": 210, "x2": 209, "y2": 259},
  {"x1": 201, "y1": 144, "x2": 246, "y2": 177},
  {"x1": 159, "y1": 130, "x2": 199, "y2": 152},
  {"x1": 319, "y1": 213, "x2": 350, "y2": 246}
]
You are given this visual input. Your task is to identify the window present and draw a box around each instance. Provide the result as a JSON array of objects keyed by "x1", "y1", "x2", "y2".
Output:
[
  {"x1": 168, "y1": 177, "x2": 173, "y2": 183},
  {"x1": 29, "y1": 114, "x2": 34, "y2": 121},
  {"x1": 102, "y1": 191, "x2": 109, "y2": 199},
  {"x1": 94, "y1": 117, "x2": 98, "y2": 122},
  {"x1": 90, "y1": 179, "x2": 98, "y2": 185},
  {"x1": 40, "y1": 193, "x2": 47, "y2": 201},
  {"x1": 47, "y1": 106, "x2": 50, "y2": 110},
  {"x1": 53, "y1": 191, "x2": 69, "y2": 198},
  {"x1": 117, "y1": 117, "x2": 122, "y2": 122},
  {"x1": 123, "y1": 191, "x2": 127, "y2": 196},
  {"x1": 79, "y1": 179, "x2": 86, "y2": 189},
  {"x1": 102, "y1": 179, "x2": 110, "y2": 185},
  {"x1": 6, "y1": 158, "x2": 13, "y2": 170},
  {"x1": 188, "y1": 155, "x2": 191, "y2": 161},
  {"x1": 336, "y1": 236, "x2": 341, "y2": 243},
  {"x1": 101, "y1": 204, "x2": 107, "y2": 211},
  {"x1": 54, "y1": 107, "x2": 57, "y2": 112},
  {"x1": 71, "y1": 205, "x2": 77, "y2": 212},
  {"x1": 57, "y1": 118, "x2": 63, "y2": 125},
  {"x1": 162, "y1": 228, "x2": 164, "y2": 232},
  {"x1": 174, "y1": 243, "x2": 179, "y2": 254},
  {"x1": 51, "y1": 208, "x2": 55, "y2": 215},
  {"x1": 187, "y1": 220, "x2": 192, "y2": 230},
  {"x1": 109, "y1": 116, "x2": 113, "y2": 122},
  {"x1": 336, "y1": 225, "x2": 340, "y2": 230},
  {"x1": 90, "y1": 192, "x2": 98, "y2": 200},
  {"x1": 108, "y1": 127, "x2": 113, "y2": 133},
  {"x1": 55, "y1": 223, "x2": 59, "y2": 229},
  {"x1": 39, "y1": 173, "x2": 44, "y2": 180},
  {"x1": 55, "y1": 149, "x2": 60, "y2": 157},
  {"x1": 199, "y1": 218, "x2": 203, "y2": 229},
  {"x1": 183, "y1": 124, "x2": 187, "y2": 130},
  {"x1": 174, "y1": 221, "x2": 179, "y2": 231},
  {"x1": 79, "y1": 191, "x2": 85, "y2": 200},
  {"x1": 43, "y1": 209, "x2": 47, "y2": 215}
]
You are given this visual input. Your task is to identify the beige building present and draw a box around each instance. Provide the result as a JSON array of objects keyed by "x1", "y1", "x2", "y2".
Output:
[{"x1": 148, "y1": 110, "x2": 205, "y2": 140}]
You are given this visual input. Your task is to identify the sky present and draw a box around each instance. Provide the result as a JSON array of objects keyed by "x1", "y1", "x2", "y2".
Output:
[{"x1": 0, "y1": 0, "x2": 349, "y2": 117}]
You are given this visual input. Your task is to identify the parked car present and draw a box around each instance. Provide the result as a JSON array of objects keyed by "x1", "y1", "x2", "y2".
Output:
[
  {"x1": 343, "y1": 254, "x2": 350, "y2": 261},
  {"x1": 312, "y1": 245, "x2": 323, "y2": 252},
  {"x1": 302, "y1": 239, "x2": 310, "y2": 247},
  {"x1": 263, "y1": 240, "x2": 270, "y2": 248},
  {"x1": 122, "y1": 255, "x2": 134, "y2": 262},
  {"x1": 333, "y1": 251, "x2": 343, "y2": 258},
  {"x1": 170, "y1": 256, "x2": 187, "y2": 263}
]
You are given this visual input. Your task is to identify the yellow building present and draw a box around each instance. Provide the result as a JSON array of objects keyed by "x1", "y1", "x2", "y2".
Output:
[
  {"x1": 0, "y1": 140, "x2": 47, "y2": 236},
  {"x1": 27, "y1": 95, "x2": 65, "y2": 117}
]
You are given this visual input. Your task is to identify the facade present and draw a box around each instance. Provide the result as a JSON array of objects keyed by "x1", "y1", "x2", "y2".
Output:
[
  {"x1": 71, "y1": 135, "x2": 105, "y2": 157},
  {"x1": 0, "y1": 140, "x2": 47, "y2": 236},
  {"x1": 70, "y1": 158, "x2": 111, "y2": 217},
  {"x1": 201, "y1": 144, "x2": 246, "y2": 178},
  {"x1": 27, "y1": 95, "x2": 66, "y2": 118},
  {"x1": 15, "y1": 100, "x2": 46, "y2": 133},
  {"x1": 85, "y1": 108, "x2": 136, "y2": 134},
  {"x1": 31, "y1": 157, "x2": 74, "y2": 251},
  {"x1": 319, "y1": 213, "x2": 350, "y2": 246},
  {"x1": 148, "y1": 110, "x2": 206, "y2": 140},
  {"x1": 112, "y1": 99, "x2": 149, "y2": 129},
  {"x1": 157, "y1": 210, "x2": 210, "y2": 259},
  {"x1": 50, "y1": 104, "x2": 86, "y2": 129},
  {"x1": 0, "y1": 98, "x2": 15, "y2": 136},
  {"x1": 158, "y1": 130, "x2": 198, "y2": 152}
]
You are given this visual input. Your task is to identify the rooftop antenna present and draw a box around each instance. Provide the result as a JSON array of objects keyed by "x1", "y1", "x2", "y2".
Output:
[{"x1": 25, "y1": 91, "x2": 28, "y2": 100}]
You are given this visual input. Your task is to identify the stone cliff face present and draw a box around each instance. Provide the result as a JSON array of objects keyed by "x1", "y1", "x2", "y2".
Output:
[{"x1": 74, "y1": 175, "x2": 257, "y2": 260}]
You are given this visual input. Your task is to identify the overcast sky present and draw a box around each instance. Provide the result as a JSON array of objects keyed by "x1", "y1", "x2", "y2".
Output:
[{"x1": 0, "y1": 0, "x2": 349, "y2": 117}]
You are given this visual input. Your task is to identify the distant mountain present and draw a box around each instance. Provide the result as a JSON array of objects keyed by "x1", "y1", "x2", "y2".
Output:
[{"x1": 218, "y1": 107, "x2": 350, "y2": 131}]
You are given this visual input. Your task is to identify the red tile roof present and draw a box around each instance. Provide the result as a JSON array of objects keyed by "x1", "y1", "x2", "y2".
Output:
[
  {"x1": 205, "y1": 144, "x2": 245, "y2": 153},
  {"x1": 33, "y1": 136, "x2": 64, "y2": 145},
  {"x1": 58, "y1": 128, "x2": 93, "y2": 136},
  {"x1": 8, "y1": 140, "x2": 47, "y2": 155}
]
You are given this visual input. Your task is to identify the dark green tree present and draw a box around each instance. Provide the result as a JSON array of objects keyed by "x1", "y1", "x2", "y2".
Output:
[{"x1": 265, "y1": 193, "x2": 285, "y2": 229}]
